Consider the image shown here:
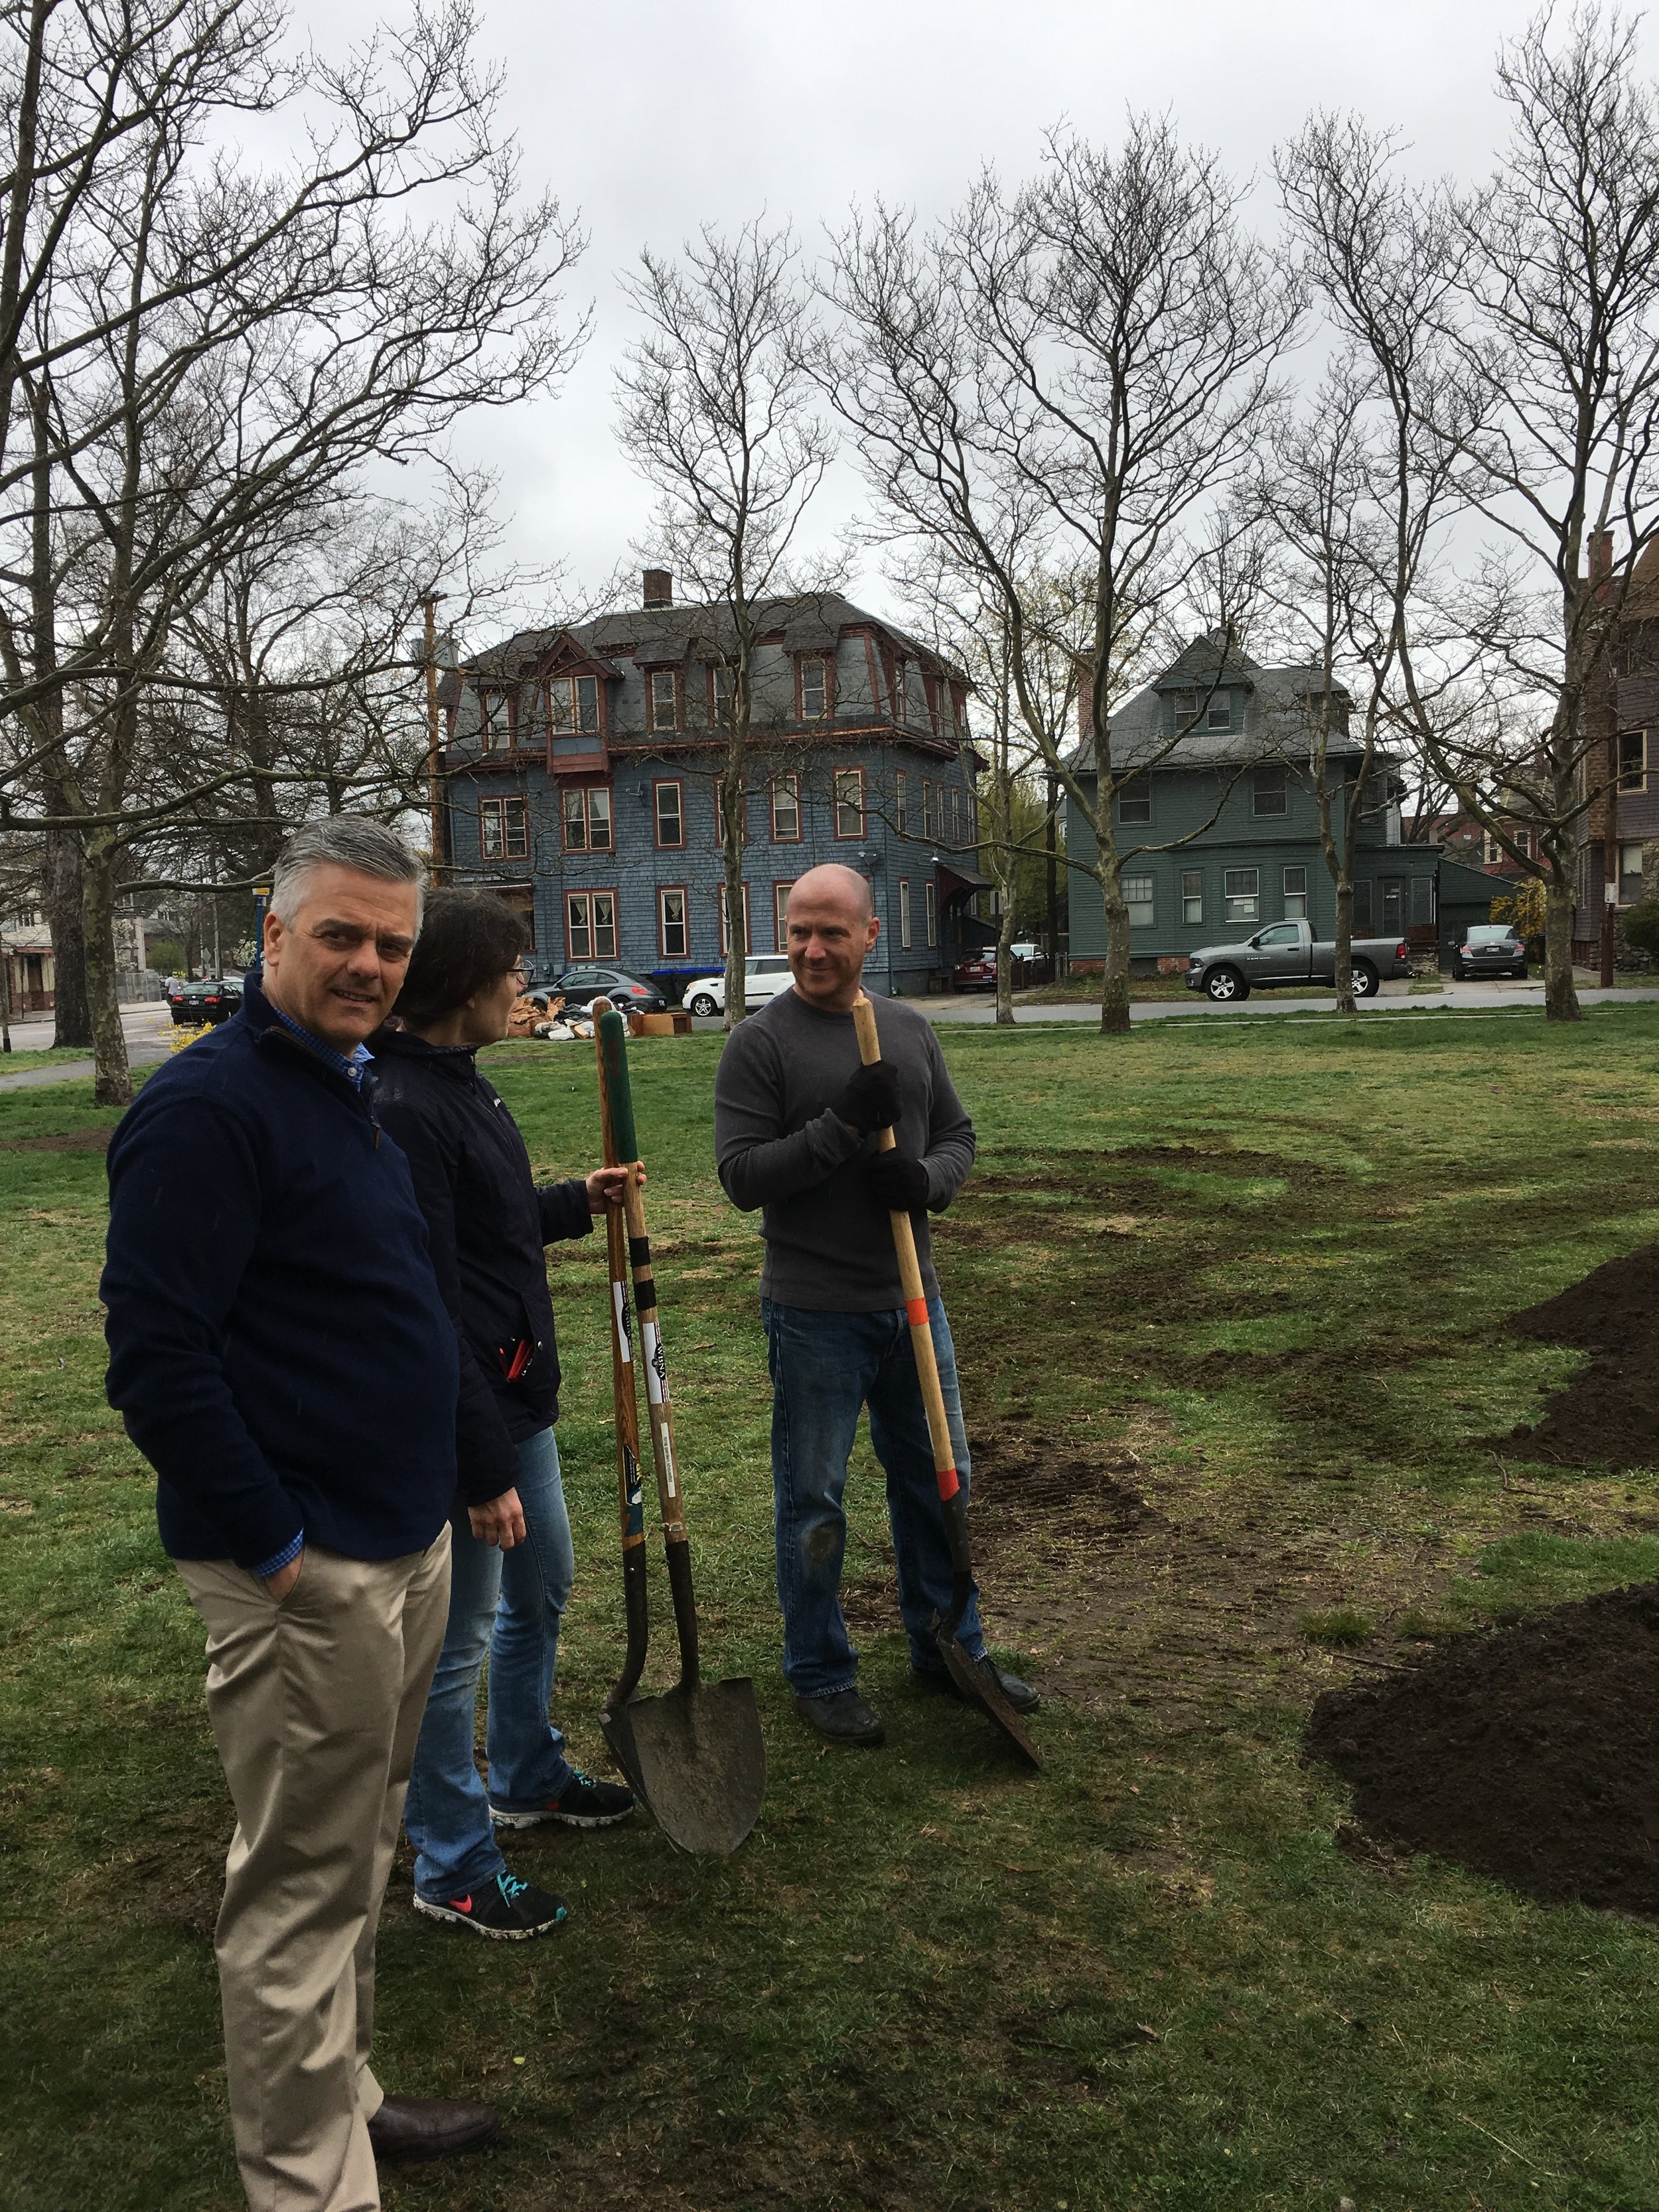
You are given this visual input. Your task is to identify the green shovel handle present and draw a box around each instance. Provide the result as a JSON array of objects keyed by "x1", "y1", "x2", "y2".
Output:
[{"x1": 597, "y1": 1009, "x2": 638, "y2": 1163}]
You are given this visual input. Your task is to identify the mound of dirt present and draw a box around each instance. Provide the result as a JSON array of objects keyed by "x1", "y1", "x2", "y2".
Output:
[
  {"x1": 1307, "y1": 1582, "x2": 1659, "y2": 1913},
  {"x1": 1496, "y1": 1243, "x2": 1659, "y2": 1469},
  {"x1": 0, "y1": 1126, "x2": 111, "y2": 1153}
]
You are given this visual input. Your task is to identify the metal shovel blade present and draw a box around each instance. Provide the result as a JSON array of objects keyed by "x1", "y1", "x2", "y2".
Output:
[
  {"x1": 620, "y1": 1676, "x2": 767, "y2": 1855},
  {"x1": 600, "y1": 1704, "x2": 648, "y2": 1801},
  {"x1": 936, "y1": 1627, "x2": 1045, "y2": 1770}
]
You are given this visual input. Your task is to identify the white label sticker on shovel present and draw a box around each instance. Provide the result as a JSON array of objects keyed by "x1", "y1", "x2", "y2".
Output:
[{"x1": 612, "y1": 1282, "x2": 631, "y2": 1361}]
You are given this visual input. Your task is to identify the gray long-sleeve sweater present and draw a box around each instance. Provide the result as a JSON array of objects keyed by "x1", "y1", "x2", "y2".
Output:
[{"x1": 713, "y1": 988, "x2": 975, "y2": 1311}]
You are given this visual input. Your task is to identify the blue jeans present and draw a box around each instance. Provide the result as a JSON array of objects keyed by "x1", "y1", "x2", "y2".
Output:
[
  {"x1": 403, "y1": 1425, "x2": 576, "y2": 1901},
  {"x1": 762, "y1": 1296, "x2": 985, "y2": 1698}
]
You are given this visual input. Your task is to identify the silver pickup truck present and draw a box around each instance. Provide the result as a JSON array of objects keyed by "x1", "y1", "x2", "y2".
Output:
[{"x1": 1183, "y1": 917, "x2": 1411, "y2": 1001}]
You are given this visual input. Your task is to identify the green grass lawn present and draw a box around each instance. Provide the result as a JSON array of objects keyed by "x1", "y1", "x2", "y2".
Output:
[
  {"x1": 7, "y1": 1009, "x2": 1659, "y2": 2210},
  {"x1": 0, "y1": 1043, "x2": 98, "y2": 1073}
]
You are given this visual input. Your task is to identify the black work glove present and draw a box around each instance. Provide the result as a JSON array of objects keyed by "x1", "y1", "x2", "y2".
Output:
[
  {"x1": 835, "y1": 1059, "x2": 901, "y2": 1134},
  {"x1": 867, "y1": 1148, "x2": 930, "y2": 1211}
]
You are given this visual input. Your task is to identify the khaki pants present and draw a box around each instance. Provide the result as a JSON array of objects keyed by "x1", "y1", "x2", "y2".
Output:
[{"x1": 179, "y1": 1529, "x2": 452, "y2": 2212}]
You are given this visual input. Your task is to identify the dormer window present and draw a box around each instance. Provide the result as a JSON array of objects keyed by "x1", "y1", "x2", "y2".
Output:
[
  {"x1": 1206, "y1": 692, "x2": 1232, "y2": 731},
  {"x1": 648, "y1": 670, "x2": 680, "y2": 733},
  {"x1": 710, "y1": 662, "x2": 734, "y2": 723},
  {"x1": 549, "y1": 674, "x2": 599, "y2": 735},
  {"x1": 477, "y1": 690, "x2": 512, "y2": 751},
  {"x1": 800, "y1": 656, "x2": 830, "y2": 722},
  {"x1": 1174, "y1": 689, "x2": 1198, "y2": 725}
]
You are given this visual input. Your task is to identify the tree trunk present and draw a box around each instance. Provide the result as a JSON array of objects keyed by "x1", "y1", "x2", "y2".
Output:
[
  {"x1": 83, "y1": 838, "x2": 132, "y2": 1106},
  {"x1": 41, "y1": 825, "x2": 92, "y2": 1044},
  {"x1": 719, "y1": 757, "x2": 747, "y2": 1028},
  {"x1": 994, "y1": 905, "x2": 1015, "y2": 1025},
  {"x1": 1333, "y1": 874, "x2": 1356, "y2": 1017},
  {"x1": 1544, "y1": 875, "x2": 1581, "y2": 1022},
  {"x1": 1098, "y1": 865, "x2": 1131, "y2": 1035}
]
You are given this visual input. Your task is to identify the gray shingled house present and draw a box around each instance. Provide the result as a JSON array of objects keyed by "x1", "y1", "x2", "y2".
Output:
[
  {"x1": 1065, "y1": 634, "x2": 1500, "y2": 971},
  {"x1": 437, "y1": 575, "x2": 987, "y2": 997}
]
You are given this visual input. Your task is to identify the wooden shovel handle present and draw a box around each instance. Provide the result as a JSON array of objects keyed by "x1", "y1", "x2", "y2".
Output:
[
  {"x1": 851, "y1": 995, "x2": 964, "y2": 1537},
  {"x1": 594, "y1": 999, "x2": 649, "y2": 1717}
]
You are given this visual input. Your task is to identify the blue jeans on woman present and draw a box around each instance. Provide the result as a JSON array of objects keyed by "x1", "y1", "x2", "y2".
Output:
[
  {"x1": 762, "y1": 1295, "x2": 986, "y2": 1699},
  {"x1": 404, "y1": 1424, "x2": 576, "y2": 1903}
]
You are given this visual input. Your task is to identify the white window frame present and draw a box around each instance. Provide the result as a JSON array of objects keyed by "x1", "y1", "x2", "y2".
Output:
[
  {"x1": 833, "y1": 766, "x2": 865, "y2": 840},
  {"x1": 1118, "y1": 773, "x2": 1151, "y2": 826},
  {"x1": 567, "y1": 889, "x2": 618, "y2": 961},
  {"x1": 770, "y1": 773, "x2": 801, "y2": 842},
  {"x1": 653, "y1": 778, "x2": 684, "y2": 849},
  {"x1": 1252, "y1": 764, "x2": 1288, "y2": 818},
  {"x1": 772, "y1": 879, "x2": 795, "y2": 951},
  {"x1": 925, "y1": 879, "x2": 938, "y2": 947},
  {"x1": 658, "y1": 887, "x2": 688, "y2": 958},
  {"x1": 1283, "y1": 864, "x2": 1308, "y2": 920},
  {"x1": 1224, "y1": 867, "x2": 1260, "y2": 922},
  {"x1": 899, "y1": 878, "x2": 912, "y2": 950},
  {"x1": 647, "y1": 669, "x2": 679, "y2": 733},
  {"x1": 480, "y1": 795, "x2": 528, "y2": 861},
  {"x1": 1123, "y1": 873, "x2": 1154, "y2": 928},
  {"x1": 895, "y1": 770, "x2": 910, "y2": 836},
  {"x1": 799, "y1": 656, "x2": 830, "y2": 721},
  {"x1": 562, "y1": 785, "x2": 612, "y2": 852},
  {"x1": 1181, "y1": 869, "x2": 1203, "y2": 925},
  {"x1": 548, "y1": 673, "x2": 599, "y2": 735}
]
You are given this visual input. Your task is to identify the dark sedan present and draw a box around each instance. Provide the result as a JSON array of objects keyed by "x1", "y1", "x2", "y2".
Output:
[
  {"x1": 1451, "y1": 924, "x2": 1528, "y2": 981},
  {"x1": 535, "y1": 966, "x2": 667, "y2": 1015},
  {"x1": 165, "y1": 976, "x2": 243, "y2": 1026}
]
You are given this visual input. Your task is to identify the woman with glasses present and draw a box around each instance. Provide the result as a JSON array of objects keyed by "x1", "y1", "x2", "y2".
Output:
[{"x1": 372, "y1": 889, "x2": 636, "y2": 1942}]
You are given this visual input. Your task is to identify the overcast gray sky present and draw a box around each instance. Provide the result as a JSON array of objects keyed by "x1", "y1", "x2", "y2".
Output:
[{"x1": 305, "y1": 0, "x2": 1658, "y2": 631}]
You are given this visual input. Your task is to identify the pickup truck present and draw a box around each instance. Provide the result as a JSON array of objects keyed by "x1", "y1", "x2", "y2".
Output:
[{"x1": 1183, "y1": 917, "x2": 1411, "y2": 1002}]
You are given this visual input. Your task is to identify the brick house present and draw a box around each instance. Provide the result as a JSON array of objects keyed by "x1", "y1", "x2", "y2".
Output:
[
  {"x1": 436, "y1": 576, "x2": 986, "y2": 998},
  {"x1": 1064, "y1": 634, "x2": 1498, "y2": 970}
]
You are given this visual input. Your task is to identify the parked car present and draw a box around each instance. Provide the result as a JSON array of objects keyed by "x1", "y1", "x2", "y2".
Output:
[
  {"x1": 1007, "y1": 940, "x2": 1043, "y2": 963},
  {"x1": 165, "y1": 976, "x2": 243, "y2": 1026},
  {"x1": 1184, "y1": 919, "x2": 1411, "y2": 1002},
  {"x1": 952, "y1": 951, "x2": 997, "y2": 992},
  {"x1": 1451, "y1": 924, "x2": 1528, "y2": 981},
  {"x1": 535, "y1": 966, "x2": 666, "y2": 1015},
  {"x1": 684, "y1": 954, "x2": 794, "y2": 1018}
]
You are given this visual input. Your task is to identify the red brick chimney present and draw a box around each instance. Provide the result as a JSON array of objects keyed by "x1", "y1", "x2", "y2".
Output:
[{"x1": 643, "y1": 569, "x2": 673, "y2": 609}]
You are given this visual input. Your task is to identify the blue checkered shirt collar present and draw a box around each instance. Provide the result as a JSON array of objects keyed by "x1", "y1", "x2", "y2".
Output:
[{"x1": 266, "y1": 1000, "x2": 374, "y2": 1090}]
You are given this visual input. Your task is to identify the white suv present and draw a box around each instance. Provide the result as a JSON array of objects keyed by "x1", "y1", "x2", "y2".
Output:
[{"x1": 685, "y1": 954, "x2": 794, "y2": 1017}]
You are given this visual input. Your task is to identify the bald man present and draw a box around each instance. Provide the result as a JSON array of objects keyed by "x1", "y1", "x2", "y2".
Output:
[{"x1": 713, "y1": 864, "x2": 1038, "y2": 1746}]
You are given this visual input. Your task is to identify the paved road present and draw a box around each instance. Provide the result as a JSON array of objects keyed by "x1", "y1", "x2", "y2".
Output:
[
  {"x1": 0, "y1": 1005, "x2": 173, "y2": 1092},
  {"x1": 7, "y1": 982, "x2": 1659, "y2": 1091},
  {"x1": 917, "y1": 979, "x2": 1659, "y2": 1023}
]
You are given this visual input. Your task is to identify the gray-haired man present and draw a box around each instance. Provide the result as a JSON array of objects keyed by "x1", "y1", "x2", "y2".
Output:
[{"x1": 104, "y1": 820, "x2": 495, "y2": 2211}]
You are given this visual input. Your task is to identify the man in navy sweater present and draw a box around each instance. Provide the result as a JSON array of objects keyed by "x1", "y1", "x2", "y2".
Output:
[{"x1": 103, "y1": 819, "x2": 496, "y2": 2211}]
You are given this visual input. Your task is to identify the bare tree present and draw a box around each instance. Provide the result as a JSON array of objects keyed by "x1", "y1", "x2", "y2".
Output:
[
  {"x1": 1433, "y1": 7, "x2": 1659, "y2": 1021},
  {"x1": 831, "y1": 122, "x2": 1296, "y2": 1032},
  {"x1": 0, "y1": 0, "x2": 585, "y2": 1100},
  {"x1": 615, "y1": 219, "x2": 834, "y2": 1025},
  {"x1": 1268, "y1": 116, "x2": 1472, "y2": 1011}
]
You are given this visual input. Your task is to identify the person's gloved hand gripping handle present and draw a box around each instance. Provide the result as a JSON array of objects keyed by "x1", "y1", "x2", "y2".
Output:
[
  {"x1": 835, "y1": 1058, "x2": 902, "y2": 1135},
  {"x1": 835, "y1": 1059, "x2": 930, "y2": 1212}
]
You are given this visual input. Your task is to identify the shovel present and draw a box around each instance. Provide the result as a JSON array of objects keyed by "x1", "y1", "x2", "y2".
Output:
[
  {"x1": 593, "y1": 1005, "x2": 767, "y2": 1854},
  {"x1": 591, "y1": 997, "x2": 650, "y2": 1797},
  {"x1": 851, "y1": 993, "x2": 1042, "y2": 1771}
]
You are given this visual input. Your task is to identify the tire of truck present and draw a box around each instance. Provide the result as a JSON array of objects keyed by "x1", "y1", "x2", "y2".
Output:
[
  {"x1": 1351, "y1": 960, "x2": 1379, "y2": 997},
  {"x1": 1205, "y1": 966, "x2": 1248, "y2": 1002}
]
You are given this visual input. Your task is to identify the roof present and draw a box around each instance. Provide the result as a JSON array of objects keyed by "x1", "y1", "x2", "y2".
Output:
[
  {"x1": 462, "y1": 591, "x2": 970, "y2": 688},
  {"x1": 1068, "y1": 634, "x2": 1368, "y2": 775}
]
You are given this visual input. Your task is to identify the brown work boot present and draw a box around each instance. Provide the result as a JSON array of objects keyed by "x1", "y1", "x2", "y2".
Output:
[{"x1": 368, "y1": 2095, "x2": 500, "y2": 2162}]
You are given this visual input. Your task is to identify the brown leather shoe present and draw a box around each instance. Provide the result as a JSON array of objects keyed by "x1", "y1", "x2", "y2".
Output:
[{"x1": 367, "y1": 2095, "x2": 500, "y2": 2162}]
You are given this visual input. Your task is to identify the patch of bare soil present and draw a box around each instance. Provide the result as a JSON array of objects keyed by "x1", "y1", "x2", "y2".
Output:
[
  {"x1": 1307, "y1": 1582, "x2": 1659, "y2": 1915},
  {"x1": 1494, "y1": 1243, "x2": 1659, "y2": 1471},
  {"x1": 0, "y1": 1126, "x2": 111, "y2": 1152}
]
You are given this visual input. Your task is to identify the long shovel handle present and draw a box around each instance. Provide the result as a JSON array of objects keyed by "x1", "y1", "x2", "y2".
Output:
[
  {"x1": 597, "y1": 1009, "x2": 701, "y2": 1688},
  {"x1": 593, "y1": 999, "x2": 649, "y2": 1720},
  {"x1": 851, "y1": 997, "x2": 975, "y2": 1613}
]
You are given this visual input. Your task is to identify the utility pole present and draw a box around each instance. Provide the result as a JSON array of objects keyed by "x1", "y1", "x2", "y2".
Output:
[
  {"x1": 421, "y1": 591, "x2": 448, "y2": 881},
  {"x1": 1, "y1": 927, "x2": 12, "y2": 1053},
  {"x1": 1045, "y1": 771, "x2": 1059, "y2": 958}
]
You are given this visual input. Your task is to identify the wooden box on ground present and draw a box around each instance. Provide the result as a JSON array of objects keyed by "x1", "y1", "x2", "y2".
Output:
[{"x1": 629, "y1": 1009, "x2": 693, "y2": 1037}]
